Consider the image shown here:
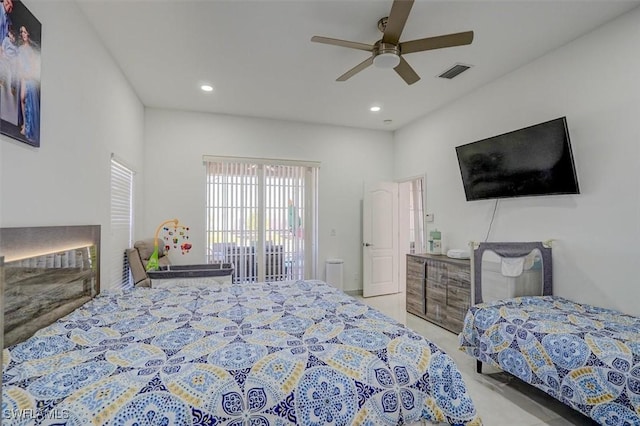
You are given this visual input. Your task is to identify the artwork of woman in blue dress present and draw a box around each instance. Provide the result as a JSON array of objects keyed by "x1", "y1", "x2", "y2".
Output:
[{"x1": 17, "y1": 24, "x2": 39, "y2": 144}]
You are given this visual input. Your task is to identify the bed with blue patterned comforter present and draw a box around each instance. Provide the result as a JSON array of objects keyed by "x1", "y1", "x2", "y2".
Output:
[
  {"x1": 459, "y1": 296, "x2": 640, "y2": 425},
  {"x1": 3, "y1": 280, "x2": 481, "y2": 425}
]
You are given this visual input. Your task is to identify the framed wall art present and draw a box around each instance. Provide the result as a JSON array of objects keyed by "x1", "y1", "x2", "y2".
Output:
[{"x1": 0, "y1": 0, "x2": 41, "y2": 147}]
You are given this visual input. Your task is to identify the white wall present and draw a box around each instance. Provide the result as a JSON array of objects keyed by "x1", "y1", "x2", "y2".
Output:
[
  {"x1": 144, "y1": 109, "x2": 394, "y2": 292},
  {"x1": 0, "y1": 2, "x2": 145, "y2": 290},
  {"x1": 394, "y1": 7, "x2": 640, "y2": 315}
]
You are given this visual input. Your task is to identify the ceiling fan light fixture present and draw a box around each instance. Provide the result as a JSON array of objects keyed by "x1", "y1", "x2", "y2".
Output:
[
  {"x1": 373, "y1": 52, "x2": 400, "y2": 69},
  {"x1": 310, "y1": 0, "x2": 474, "y2": 85}
]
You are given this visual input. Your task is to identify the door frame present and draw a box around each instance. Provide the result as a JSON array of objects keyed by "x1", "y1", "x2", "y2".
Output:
[{"x1": 396, "y1": 174, "x2": 427, "y2": 293}]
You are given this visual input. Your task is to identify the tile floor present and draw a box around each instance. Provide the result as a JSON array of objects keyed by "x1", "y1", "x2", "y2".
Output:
[{"x1": 355, "y1": 292, "x2": 598, "y2": 426}]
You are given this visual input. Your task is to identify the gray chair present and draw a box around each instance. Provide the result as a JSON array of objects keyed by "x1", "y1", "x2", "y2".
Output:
[{"x1": 126, "y1": 238, "x2": 170, "y2": 287}]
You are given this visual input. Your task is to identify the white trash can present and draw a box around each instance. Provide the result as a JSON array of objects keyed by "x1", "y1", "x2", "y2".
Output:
[{"x1": 325, "y1": 259, "x2": 344, "y2": 290}]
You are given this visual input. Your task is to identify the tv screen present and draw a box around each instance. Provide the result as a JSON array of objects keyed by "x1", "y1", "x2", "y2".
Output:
[{"x1": 455, "y1": 117, "x2": 579, "y2": 201}]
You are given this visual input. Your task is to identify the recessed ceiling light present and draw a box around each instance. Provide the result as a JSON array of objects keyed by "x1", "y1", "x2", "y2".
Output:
[
  {"x1": 370, "y1": 106, "x2": 381, "y2": 112},
  {"x1": 200, "y1": 84, "x2": 214, "y2": 92}
]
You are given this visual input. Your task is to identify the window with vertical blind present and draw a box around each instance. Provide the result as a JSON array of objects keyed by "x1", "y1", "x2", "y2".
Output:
[
  {"x1": 110, "y1": 155, "x2": 134, "y2": 289},
  {"x1": 204, "y1": 156, "x2": 319, "y2": 283}
]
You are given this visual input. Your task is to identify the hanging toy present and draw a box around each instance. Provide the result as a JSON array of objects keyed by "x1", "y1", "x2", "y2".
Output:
[
  {"x1": 160, "y1": 221, "x2": 192, "y2": 254},
  {"x1": 146, "y1": 218, "x2": 193, "y2": 271}
]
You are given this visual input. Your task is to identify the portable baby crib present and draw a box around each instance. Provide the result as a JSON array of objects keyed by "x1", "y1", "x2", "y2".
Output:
[{"x1": 126, "y1": 238, "x2": 234, "y2": 288}]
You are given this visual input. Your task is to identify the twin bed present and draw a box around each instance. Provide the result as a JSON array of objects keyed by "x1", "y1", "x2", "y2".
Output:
[
  {"x1": 459, "y1": 242, "x2": 640, "y2": 425},
  {"x1": 3, "y1": 279, "x2": 482, "y2": 425},
  {"x1": 460, "y1": 296, "x2": 640, "y2": 425}
]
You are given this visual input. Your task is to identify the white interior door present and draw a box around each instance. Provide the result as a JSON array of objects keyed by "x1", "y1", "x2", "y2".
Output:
[{"x1": 363, "y1": 182, "x2": 398, "y2": 297}]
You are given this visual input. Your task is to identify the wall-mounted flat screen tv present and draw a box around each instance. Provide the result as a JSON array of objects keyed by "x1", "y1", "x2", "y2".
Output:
[{"x1": 455, "y1": 117, "x2": 580, "y2": 201}]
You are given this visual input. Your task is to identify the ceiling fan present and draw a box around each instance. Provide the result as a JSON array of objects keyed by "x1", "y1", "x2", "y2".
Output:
[{"x1": 311, "y1": 0, "x2": 474, "y2": 85}]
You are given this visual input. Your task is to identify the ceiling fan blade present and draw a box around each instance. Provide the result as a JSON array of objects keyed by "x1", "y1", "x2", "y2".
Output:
[
  {"x1": 394, "y1": 57, "x2": 420, "y2": 85},
  {"x1": 400, "y1": 31, "x2": 474, "y2": 55},
  {"x1": 382, "y1": 0, "x2": 414, "y2": 45},
  {"x1": 337, "y1": 56, "x2": 374, "y2": 81},
  {"x1": 311, "y1": 36, "x2": 374, "y2": 52}
]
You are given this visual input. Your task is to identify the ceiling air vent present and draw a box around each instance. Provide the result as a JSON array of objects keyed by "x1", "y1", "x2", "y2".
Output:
[{"x1": 438, "y1": 63, "x2": 472, "y2": 79}]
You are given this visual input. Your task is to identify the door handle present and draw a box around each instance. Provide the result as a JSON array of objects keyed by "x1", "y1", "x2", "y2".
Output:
[{"x1": 363, "y1": 243, "x2": 373, "y2": 247}]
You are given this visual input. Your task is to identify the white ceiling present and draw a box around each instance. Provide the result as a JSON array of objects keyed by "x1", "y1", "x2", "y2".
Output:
[{"x1": 78, "y1": 0, "x2": 639, "y2": 131}]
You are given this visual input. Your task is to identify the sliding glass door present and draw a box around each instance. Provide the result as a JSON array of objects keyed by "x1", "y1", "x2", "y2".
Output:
[{"x1": 204, "y1": 157, "x2": 318, "y2": 283}]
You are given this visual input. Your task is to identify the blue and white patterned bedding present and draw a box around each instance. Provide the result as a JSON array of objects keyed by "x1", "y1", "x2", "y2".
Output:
[
  {"x1": 459, "y1": 296, "x2": 640, "y2": 425},
  {"x1": 3, "y1": 280, "x2": 481, "y2": 425}
]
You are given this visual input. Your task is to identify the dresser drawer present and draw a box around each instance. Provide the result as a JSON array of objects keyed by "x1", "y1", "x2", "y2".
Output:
[
  {"x1": 425, "y1": 259, "x2": 446, "y2": 283},
  {"x1": 447, "y1": 305, "x2": 469, "y2": 323},
  {"x1": 447, "y1": 285, "x2": 470, "y2": 302},
  {"x1": 447, "y1": 264, "x2": 471, "y2": 286},
  {"x1": 406, "y1": 274, "x2": 423, "y2": 294},
  {"x1": 426, "y1": 279, "x2": 446, "y2": 302},
  {"x1": 407, "y1": 257, "x2": 426, "y2": 277},
  {"x1": 406, "y1": 291, "x2": 425, "y2": 317},
  {"x1": 447, "y1": 283, "x2": 470, "y2": 321},
  {"x1": 426, "y1": 299, "x2": 447, "y2": 323}
]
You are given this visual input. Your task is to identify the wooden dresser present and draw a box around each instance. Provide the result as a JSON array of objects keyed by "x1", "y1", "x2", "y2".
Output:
[{"x1": 406, "y1": 253, "x2": 471, "y2": 333}]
